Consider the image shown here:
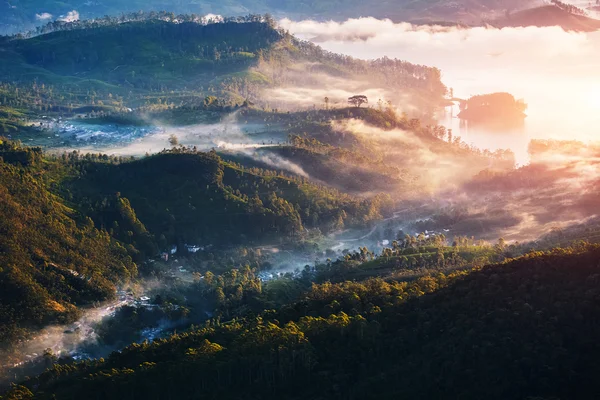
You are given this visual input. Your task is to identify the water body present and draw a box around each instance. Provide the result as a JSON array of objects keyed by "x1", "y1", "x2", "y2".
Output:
[{"x1": 283, "y1": 19, "x2": 600, "y2": 165}]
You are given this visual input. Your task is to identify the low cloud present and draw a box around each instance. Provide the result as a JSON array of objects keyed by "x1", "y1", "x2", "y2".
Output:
[
  {"x1": 436, "y1": 140, "x2": 600, "y2": 241},
  {"x1": 35, "y1": 12, "x2": 53, "y2": 21},
  {"x1": 331, "y1": 119, "x2": 489, "y2": 191},
  {"x1": 243, "y1": 150, "x2": 310, "y2": 178},
  {"x1": 258, "y1": 62, "x2": 415, "y2": 112},
  {"x1": 280, "y1": 17, "x2": 600, "y2": 160},
  {"x1": 59, "y1": 10, "x2": 80, "y2": 22}
]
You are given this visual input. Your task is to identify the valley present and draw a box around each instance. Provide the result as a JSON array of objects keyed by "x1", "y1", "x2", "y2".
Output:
[{"x1": 2, "y1": 8, "x2": 600, "y2": 400}]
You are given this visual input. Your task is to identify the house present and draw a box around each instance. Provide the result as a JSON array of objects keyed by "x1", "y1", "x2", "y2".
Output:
[{"x1": 185, "y1": 244, "x2": 203, "y2": 253}]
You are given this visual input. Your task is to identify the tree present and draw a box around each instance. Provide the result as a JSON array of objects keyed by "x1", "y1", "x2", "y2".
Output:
[
  {"x1": 168, "y1": 134, "x2": 179, "y2": 147},
  {"x1": 324, "y1": 96, "x2": 330, "y2": 110},
  {"x1": 204, "y1": 96, "x2": 219, "y2": 108},
  {"x1": 348, "y1": 95, "x2": 368, "y2": 108}
]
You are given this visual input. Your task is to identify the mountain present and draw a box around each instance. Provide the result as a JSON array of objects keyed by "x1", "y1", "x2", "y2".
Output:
[
  {"x1": 59, "y1": 147, "x2": 392, "y2": 247},
  {"x1": 0, "y1": 135, "x2": 395, "y2": 346},
  {"x1": 0, "y1": 0, "x2": 540, "y2": 36},
  {"x1": 9, "y1": 244, "x2": 600, "y2": 399},
  {"x1": 0, "y1": 140, "x2": 138, "y2": 346},
  {"x1": 494, "y1": 4, "x2": 600, "y2": 31},
  {"x1": 0, "y1": 18, "x2": 447, "y2": 121}
]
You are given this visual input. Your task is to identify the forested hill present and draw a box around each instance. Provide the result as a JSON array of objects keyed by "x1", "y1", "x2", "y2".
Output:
[
  {"x1": 0, "y1": 140, "x2": 137, "y2": 345},
  {"x1": 0, "y1": 17, "x2": 447, "y2": 115},
  {"x1": 0, "y1": 138, "x2": 391, "y2": 347},
  {"x1": 59, "y1": 147, "x2": 391, "y2": 247},
  {"x1": 9, "y1": 245, "x2": 600, "y2": 399},
  {"x1": 0, "y1": 0, "x2": 538, "y2": 35},
  {"x1": 0, "y1": 19, "x2": 280, "y2": 95}
]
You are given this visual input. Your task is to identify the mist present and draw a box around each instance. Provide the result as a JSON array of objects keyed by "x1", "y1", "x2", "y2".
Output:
[
  {"x1": 35, "y1": 13, "x2": 53, "y2": 21},
  {"x1": 59, "y1": 10, "x2": 80, "y2": 23},
  {"x1": 331, "y1": 118, "x2": 485, "y2": 191},
  {"x1": 280, "y1": 18, "x2": 600, "y2": 164},
  {"x1": 416, "y1": 138, "x2": 600, "y2": 242},
  {"x1": 51, "y1": 112, "x2": 313, "y2": 179},
  {"x1": 0, "y1": 274, "x2": 203, "y2": 386},
  {"x1": 260, "y1": 66, "x2": 395, "y2": 111}
]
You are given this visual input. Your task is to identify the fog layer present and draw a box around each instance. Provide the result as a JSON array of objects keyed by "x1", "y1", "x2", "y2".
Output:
[{"x1": 281, "y1": 18, "x2": 600, "y2": 164}]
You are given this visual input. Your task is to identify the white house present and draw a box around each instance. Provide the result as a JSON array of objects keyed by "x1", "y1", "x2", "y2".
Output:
[{"x1": 185, "y1": 244, "x2": 203, "y2": 253}]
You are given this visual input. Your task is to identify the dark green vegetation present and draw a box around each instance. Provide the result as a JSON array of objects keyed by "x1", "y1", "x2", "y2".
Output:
[
  {"x1": 0, "y1": 137, "x2": 389, "y2": 348},
  {"x1": 0, "y1": 140, "x2": 137, "y2": 345},
  {"x1": 6, "y1": 244, "x2": 600, "y2": 399},
  {"x1": 0, "y1": 16, "x2": 447, "y2": 128},
  {"x1": 8, "y1": 20, "x2": 278, "y2": 90},
  {"x1": 0, "y1": 0, "x2": 538, "y2": 36},
  {"x1": 60, "y1": 147, "x2": 391, "y2": 248}
]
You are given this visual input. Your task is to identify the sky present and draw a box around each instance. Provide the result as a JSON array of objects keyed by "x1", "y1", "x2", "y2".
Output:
[{"x1": 281, "y1": 17, "x2": 600, "y2": 164}]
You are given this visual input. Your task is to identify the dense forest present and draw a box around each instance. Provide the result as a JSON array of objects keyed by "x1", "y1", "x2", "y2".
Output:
[
  {"x1": 56, "y1": 147, "x2": 392, "y2": 247},
  {"x1": 0, "y1": 0, "x2": 537, "y2": 35},
  {"x1": 4, "y1": 244, "x2": 600, "y2": 399},
  {"x1": 3, "y1": 10, "x2": 600, "y2": 400},
  {"x1": 0, "y1": 17, "x2": 447, "y2": 127},
  {"x1": 0, "y1": 136, "x2": 393, "y2": 350},
  {"x1": 0, "y1": 140, "x2": 137, "y2": 345}
]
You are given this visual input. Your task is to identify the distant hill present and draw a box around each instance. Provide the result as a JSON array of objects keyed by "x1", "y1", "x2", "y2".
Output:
[
  {"x1": 0, "y1": 0, "x2": 540, "y2": 35},
  {"x1": 0, "y1": 18, "x2": 447, "y2": 118},
  {"x1": 0, "y1": 19, "x2": 280, "y2": 97},
  {"x1": 494, "y1": 4, "x2": 600, "y2": 31}
]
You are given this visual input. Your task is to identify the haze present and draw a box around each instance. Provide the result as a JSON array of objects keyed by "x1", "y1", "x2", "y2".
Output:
[{"x1": 282, "y1": 18, "x2": 600, "y2": 164}]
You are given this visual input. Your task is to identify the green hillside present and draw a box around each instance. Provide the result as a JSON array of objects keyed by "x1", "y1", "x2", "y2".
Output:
[
  {"x1": 58, "y1": 148, "x2": 391, "y2": 247},
  {"x1": 9, "y1": 245, "x2": 600, "y2": 399},
  {"x1": 5, "y1": 21, "x2": 278, "y2": 88},
  {"x1": 0, "y1": 136, "x2": 395, "y2": 360},
  {"x1": 0, "y1": 140, "x2": 137, "y2": 345},
  {"x1": 0, "y1": 0, "x2": 539, "y2": 36},
  {"x1": 0, "y1": 17, "x2": 447, "y2": 122}
]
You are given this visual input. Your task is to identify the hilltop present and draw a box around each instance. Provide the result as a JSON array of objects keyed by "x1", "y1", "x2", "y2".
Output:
[
  {"x1": 494, "y1": 4, "x2": 600, "y2": 31},
  {"x1": 58, "y1": 147, "x2": 392, "y2": 247},
  {"x1": 0, "y1": 17, "x2": 447, "y2": 123},
  {"x1": 0, "y1": 0, "x2": 540, "y2": 35}
]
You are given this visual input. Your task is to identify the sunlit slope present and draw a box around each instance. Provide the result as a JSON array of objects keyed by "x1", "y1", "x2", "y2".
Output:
[
  {"x1": 0, "y1": 19, "x2": 447, "y2": 112},
  {"x1": 0, "y1": 142, "x2": 137, "y2": 345},
  {"x1": 14, "y1": 245, "x2": 600, "y2": 399}
]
